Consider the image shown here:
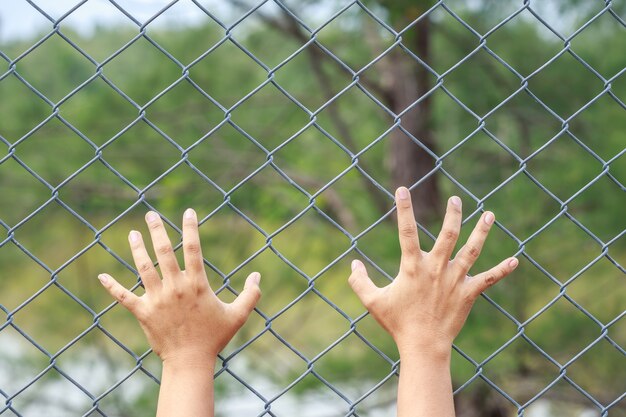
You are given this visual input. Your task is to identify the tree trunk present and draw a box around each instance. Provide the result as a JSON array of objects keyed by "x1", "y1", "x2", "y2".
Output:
[
  {"x1": 454, "y1": 387, "x2": 511, "y2": 417},
  {"x1": 243, "y1": 0, "x2": 442, "y2": 221},
  {"x1": 386, "y1": 16, "x2": 440, "y2": 222}
]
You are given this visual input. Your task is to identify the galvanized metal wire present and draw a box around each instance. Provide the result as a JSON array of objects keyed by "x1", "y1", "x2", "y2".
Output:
[{"x1": 0, "y1": 1, "x2": 624, "y2": 416}]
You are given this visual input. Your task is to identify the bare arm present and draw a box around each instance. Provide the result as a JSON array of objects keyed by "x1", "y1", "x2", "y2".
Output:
[
  {"x1": 98, "y1": 209, "x2": 261, "y2": 417},
  {"x1": 349, "y1": 187, "x2": 518, "y2": 417}
]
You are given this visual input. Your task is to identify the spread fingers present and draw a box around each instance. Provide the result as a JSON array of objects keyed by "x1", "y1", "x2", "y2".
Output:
[{"x1": 145, "y1": 211, "x2": 181, "y2": 279}]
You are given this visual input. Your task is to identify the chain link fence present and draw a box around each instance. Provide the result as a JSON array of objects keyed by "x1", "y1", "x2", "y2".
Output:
[{"x1": 0, "y1": 0, "x2": 624, "y2": 416}]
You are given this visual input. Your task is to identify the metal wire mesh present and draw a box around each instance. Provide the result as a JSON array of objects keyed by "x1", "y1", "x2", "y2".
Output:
[{"x1": 0, "y1": 0, "x2": 624, "y2": 416}]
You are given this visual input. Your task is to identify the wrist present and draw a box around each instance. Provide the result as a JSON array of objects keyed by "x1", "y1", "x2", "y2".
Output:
[
  {"x1": 395, "y1": 334, "x2": 453, "y2": 363},
  {"x1": 161, "y1": 349, "x2": 217, "y2": 372}
]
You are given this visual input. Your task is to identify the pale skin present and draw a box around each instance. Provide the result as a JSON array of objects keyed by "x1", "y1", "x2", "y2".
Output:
[
  {"x1": 98, "y1": 208, "x2": 261, "y2": 417},
  {"x1": 348, "y1": 187, "x2": 518, "y2": 416},
  {"x1": 98, "y1": 188, "x2": 516, "y2": 416}
]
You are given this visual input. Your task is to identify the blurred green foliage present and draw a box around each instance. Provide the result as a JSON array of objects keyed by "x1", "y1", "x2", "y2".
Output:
[{"x1": 0, "y1": 2, "x2": 624, "y2": 416}]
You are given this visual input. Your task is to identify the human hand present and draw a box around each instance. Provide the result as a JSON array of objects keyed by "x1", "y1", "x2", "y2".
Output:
[
  {"x1": 348, "y1": 187, "x2": 518, "y2": 356},
  {"x1": 98, "y1": 209, "x2": 261, "y2": 365}
]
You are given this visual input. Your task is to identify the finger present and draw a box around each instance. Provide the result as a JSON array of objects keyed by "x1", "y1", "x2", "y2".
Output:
[
  {"x1": 145, "y1": 211, "x2": 181, "y2": 278},
  {"x1": 395, "y1": 187, "x2": 421, "y2": 260},
  {"x1": 468, "y1": 257, "x2": 518, "y2": 299},
  {"x1": 128, "y1": 230, "x2": 162, "y2": 292},
  {"x1": 431, "y1": 196, "x2": 463, "y2": 262},
  {"x1": 182, "y1": 208, "x2": 206, "y2": 278},
  {"x1": 348, "y1": 260, "x2": 379, "y2": 310},
  {"x1": 453, "y1": 211, "x2": 495, "y2": 276},
  {"x1": 98, "y1": 273, "x2": 140, "y2": 313},
  {"x1": 230, "y1": 272, "x2": 262, "y2": 327}
]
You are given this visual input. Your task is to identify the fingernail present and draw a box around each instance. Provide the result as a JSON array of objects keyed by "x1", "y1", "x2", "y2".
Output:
[
  {"x1": 351, "y1": 260, "x2": 361, "y2": 272},
  {"x1": 509, "y1": 258, "x2": 519, "y2": 268},
  {"x1": 484, "y1": 212, "x2": 495, "y2": 225},
  {"x1": 129, "y1": 230, "x2": 140, "y2": 242},
  {"x1": 451, "y1": 196, "x2": 461, "y2": 207},
  {"x1": 146, "y1": 212, "x2": 158, "y2": 223},
  {"x1": 397, "y1": 187, "x2": 409, "y2": 200},
  {"x1": 184, "y1": 208, "x2": 195, "y2": 220},
  {"x1": 250, "y1": 272, "x2": 261, "y2": 285},
  {"x1": 98, "y1": 274, "x2": 109, "y2": 285}
]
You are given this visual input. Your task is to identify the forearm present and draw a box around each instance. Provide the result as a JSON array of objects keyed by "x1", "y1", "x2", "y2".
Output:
[
  {"x1": 157, "y1": 355, "x2": 216, "y2": 417},
  {"x1": 397, "y1": 345, "x2": 455, "y2": 417},
  {"x1": 349, "y1": 191, "x2": 512, "y2": 417}
]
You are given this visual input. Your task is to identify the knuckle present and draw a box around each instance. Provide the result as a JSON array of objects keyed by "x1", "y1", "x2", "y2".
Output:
[
  {"x1": 138, "y1": 262, "x2": 153, "y2": 274},
  {"x1": 172, "y1": 286, "x2": 185, "y2": 299},
  {"x1": 194, "y1": 280, "x2": 209, "y2": 295},
  {"x1": 467, "y1": 245, "x2": 481, "y2": 259},
  {"x1": 484, "y1": 273, "x2": 498, "y2": 287},
  {"x1": 399, "y1": 223, "x2": 417, "y2": 237},
  {"x1": 443, "y1": 229, "x2": 459, "y2": 241},
  {"x1": 117, "y1": 290, "x2": 129, "y2": 305},
  {"x1": 148, "y1": 221, "x2": 161, "y2": 230},
  {"x1": 184, "y1": 242, "x2": 201, "y2": 255},
  {"x1": 156, "y1": 244, "x2": 173, "y2": 256}
]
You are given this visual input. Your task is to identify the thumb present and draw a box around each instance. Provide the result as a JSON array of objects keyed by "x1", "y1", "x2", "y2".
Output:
[
  {"x1": 231, "y1": 272, "x2": 262, "y2": 322},
  {"x1": 348, "y1": 260, "x2": 378, "y2": 309}
]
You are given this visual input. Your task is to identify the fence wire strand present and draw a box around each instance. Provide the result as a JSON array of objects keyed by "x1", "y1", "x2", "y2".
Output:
[{"x1": 0, "y1": 0, "x2": 624, "y2": 416}]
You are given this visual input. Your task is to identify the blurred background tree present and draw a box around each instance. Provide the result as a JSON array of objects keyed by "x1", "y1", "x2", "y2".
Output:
[{"x1": 0, "y1": 1, "x2": 624, "y2": 416}]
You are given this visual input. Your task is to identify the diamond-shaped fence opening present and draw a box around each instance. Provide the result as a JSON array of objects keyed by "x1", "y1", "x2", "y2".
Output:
[{"x1": 1, "y1": 1, "x2": 624, "y2": 416}]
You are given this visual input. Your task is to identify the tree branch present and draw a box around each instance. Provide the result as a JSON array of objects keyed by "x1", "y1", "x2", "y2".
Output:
[{"x1": 226, "y1": 0, "x2": 391, "y2": 217}]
